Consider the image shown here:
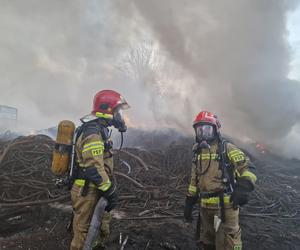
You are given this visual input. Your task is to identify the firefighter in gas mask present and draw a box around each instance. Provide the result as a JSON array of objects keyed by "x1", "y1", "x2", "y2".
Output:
[
  {"x1": 70, "y1": 90, "x2": 129, "y2": 250},
  {"x1": 184, "y1": 111, "x2": 257, "y2": 250}
]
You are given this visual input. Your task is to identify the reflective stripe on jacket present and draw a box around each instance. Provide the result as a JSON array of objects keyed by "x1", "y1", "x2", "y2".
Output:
[
  {"x1": 188, "y1": 141, "x2": 257, "y2": 197},
  {"x1": 74, "y1": 131, "x2": 113, "y2": 191}
]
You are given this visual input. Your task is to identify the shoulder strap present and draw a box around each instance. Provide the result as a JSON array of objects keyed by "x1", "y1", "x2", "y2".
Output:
[
  {"x1": 218, "y1": 139, "x2": 235, "y2": 192},
  {"x1": 218, "y1": 139, "x2": 227, "y2": 162},
  {"x1": 222, "y1": 140, "x2": 230, "y2": 164},
  {"x1": 78, "y1": 120, "x2": 109, "y2": 142},
  {"x1": 192, "y1": 143, "x2": 200, "y2": 163}
]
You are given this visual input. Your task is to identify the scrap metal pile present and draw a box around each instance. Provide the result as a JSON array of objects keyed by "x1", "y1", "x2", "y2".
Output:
[{"x1": 0, "y1": 134, "x2": 300, "y2": 249}]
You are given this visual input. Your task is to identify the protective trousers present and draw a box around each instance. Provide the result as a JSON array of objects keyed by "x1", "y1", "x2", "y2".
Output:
[
  {"x1": 70, "y1": 184, "x2": 112, "y2": 250},
  {"x1": 200, "y1": 207, "x2": 242, "y2": 250}
]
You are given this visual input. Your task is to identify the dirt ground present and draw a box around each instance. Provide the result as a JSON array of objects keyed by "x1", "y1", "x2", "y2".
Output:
[{"x1": 1, "y1": 134, "x2": 300, "y2": 250}]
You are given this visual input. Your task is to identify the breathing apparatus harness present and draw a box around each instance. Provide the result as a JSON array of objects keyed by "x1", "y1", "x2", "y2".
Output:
[
  {"x1": 217, "y1": 138, "x2": 235, "y2": 222},
  {"x1": 68, "y1": 115, "x2": 126, "y2": 192},
  {"x1": 193, "y1": 136, "x2": 235, "y2": 223},
  {"x1": 192, "y1": 140, "x2": 212, "y2": 176}
]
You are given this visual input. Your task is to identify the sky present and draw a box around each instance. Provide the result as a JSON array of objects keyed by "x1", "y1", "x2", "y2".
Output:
[
  {"x1": 1, "y1": 0, "x2": 300, "y2": 158},
  {"x1": 288, "y1": 5, "x2": 300, "y2": 81}
]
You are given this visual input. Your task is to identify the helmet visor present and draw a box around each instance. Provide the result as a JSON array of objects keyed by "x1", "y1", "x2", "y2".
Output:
[
  {"x1": 195, "y1": 124, "x2": 215, "y2": 141},
  {"x1": 117, "y1": 96, "x2": 130, "y2": 110},
  {"x1": 114, "y1": 109, "x2": 124, "y2": 122},
  {"x1": 113, "y1": 108, "x2": 127, "y2": 132}
]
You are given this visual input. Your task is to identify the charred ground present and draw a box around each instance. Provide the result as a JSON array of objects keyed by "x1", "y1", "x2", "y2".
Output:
[{"x1": 0, "y1": 133, "x2": 300, "y2": 250}]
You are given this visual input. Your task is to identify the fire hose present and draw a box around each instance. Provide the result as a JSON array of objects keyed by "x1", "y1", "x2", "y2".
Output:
[{"x1": 83, "y1": 197, "x2": 108, "y2": 250}]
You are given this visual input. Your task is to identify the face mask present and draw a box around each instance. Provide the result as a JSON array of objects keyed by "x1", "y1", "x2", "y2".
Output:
[
  {"x1": 195, "y1": 124, "x2": 216, "y2": 144},
  {"x1": 113, "y1": 109, "x2": 127, "y2": 132},
  {"x1": 198, "y1": 140, "x2": 211, "y2": 149}
]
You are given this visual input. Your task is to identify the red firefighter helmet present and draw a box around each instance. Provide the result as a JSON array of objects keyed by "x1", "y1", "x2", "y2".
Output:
[
  {"x1": 92, "y1": 90, "x2": 129, "y2": 116},
  {"x1": 193, "y1": 111, "x2": 221, "y2": 131}
]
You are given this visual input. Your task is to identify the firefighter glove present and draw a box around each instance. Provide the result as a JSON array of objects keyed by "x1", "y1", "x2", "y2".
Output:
[
  {"x1": 230, "y1": 178, "x2": 254, "y2": 210},
  {"x1": 184, "y1": 195, "x2": 198, "y2": 222},
  {"x1": 100, "y1": 182, "x2": 118, "y2": 212}
]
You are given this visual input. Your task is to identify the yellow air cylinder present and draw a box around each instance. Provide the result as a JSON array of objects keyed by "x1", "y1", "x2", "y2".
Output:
[{"x1": 51, "y1": 120, "x2": 75, "y2": 176}]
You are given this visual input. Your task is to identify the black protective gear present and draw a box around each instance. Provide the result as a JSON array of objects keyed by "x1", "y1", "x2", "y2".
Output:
[
  {"x1": 104, "y1": 139, "x2": 113, "y2": 151},
  {"x1": 77, "y1": 166, "x2": 103, "y2": 186},
  {"x1": 236, "y1": 177, "x2": 255, "y2": 192},
  {"x1": 230, "y1": 178, "x2": 254, "y2": 210},
  {"x1": 79, "y1": 120, "x2": 110, "y2": 141},
  {"x1": 184, "y1": 195, "x2": 198, "y2": 222},
  {"x1": 100, "y1": 183, "x2": 118, "y2": 212}
]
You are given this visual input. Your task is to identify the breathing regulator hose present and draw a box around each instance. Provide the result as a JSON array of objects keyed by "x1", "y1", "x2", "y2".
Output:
[
  {"x1": 198, "y1": 141, "x2": 212, "y2": 176},
  {"x1": 119, "y1": 131, "x2": 124, "y2": 151}
]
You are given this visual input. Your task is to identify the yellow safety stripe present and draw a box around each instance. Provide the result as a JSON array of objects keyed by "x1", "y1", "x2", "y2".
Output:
[
  {"x1": 74, "y1": 178, "x2": 112, "y2": 191},
  {"x1": 241, "y1": 170, "x2": 257, "y2": 183},
  {"x1": 228, "y1": 149, "x2": 240, "y2": 155},
  {"x1": 198, "y1": 153, "x2": 218, "y2": 160},
  {"x1": 229, "y1": 153, "x2": 243, "y2": 158},
  {"x1": 228, "y1": 150, "x2": 241, "y2": 158},
  {"x1": 83, "y1": 141, "x2": 104, "y2": 150},
  {"x1": 82, "y1": 145, "x2": 104, "y2": 152},
  {"x1": 98, "y1": 179, "x2": 112, "y2": 191},
  {"x1": 228, "y1": 150, "x2": 245, "y2": 163},
  {"x1": 95, "y1": 112, "x2": 113, "y2": 119},
  {"x1": 74, "y1": 179, "x2": 96, "y2": 187},
  {"x1": 83, "y1": 141, "x2": 104, "y2": 148},
  {"x1": 201, "y1": 195, "x2": 231, "y2": 205},
  {"x1": 188, "y1": 185, "x2": 197, "y2": 194},
  {"x1": 82, "y1": 142, "x2": 104, "y2": 153},
  {"x1": 82, "y1": 146, "x2": 104, "y2": 154}
]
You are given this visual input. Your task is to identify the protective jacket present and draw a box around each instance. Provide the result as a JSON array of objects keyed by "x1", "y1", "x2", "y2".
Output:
[
  {"x1": 187, "y1": 140, "x2": 257, "y2": 250},
  {"x1": 188, "y1": 140, "x2": 256, "y2": 208},
  {"x1": 73, "y1": 120, "x2": 113, "y2": 192},
  {"x1": 70, "y1": 120, "x2": 113, "y2": 250}
]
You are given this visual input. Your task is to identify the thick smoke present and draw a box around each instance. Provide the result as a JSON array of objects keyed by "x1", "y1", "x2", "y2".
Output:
[
  {"x1": 129, "y1": 0, "x2": 300, "y2": 155},
  {"x1": 0, "y1": 1, "x2": 300, "y2": 157},
  {"x1": 0, "y1": 0, "x2": 143, "y2": 131}
]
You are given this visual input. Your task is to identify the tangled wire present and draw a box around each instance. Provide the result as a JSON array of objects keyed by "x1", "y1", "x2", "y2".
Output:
[{"x1": 1, "y1": 134, "x2": 300, "y2": 246}]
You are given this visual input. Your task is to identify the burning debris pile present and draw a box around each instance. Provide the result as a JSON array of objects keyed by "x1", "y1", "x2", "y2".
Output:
[{"x1": 0, "y1": 134, "x2": 300, "y2": 249}]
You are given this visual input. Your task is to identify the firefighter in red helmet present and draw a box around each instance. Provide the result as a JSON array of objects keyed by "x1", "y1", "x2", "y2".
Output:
[
  {"x1": 70, "y1": 90, "x2": 129, "y2": 250},
  {"x1": 184, "y1": 111, "x2": 256, "y2": 250}
]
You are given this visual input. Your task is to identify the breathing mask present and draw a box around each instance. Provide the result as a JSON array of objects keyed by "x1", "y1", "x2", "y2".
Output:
[
  {"x1": 195, "y1": 124, "x2": 216, "y2": 149},
  {"x1": 112, "y1": 108, "x2": 127, "y2": 133}
]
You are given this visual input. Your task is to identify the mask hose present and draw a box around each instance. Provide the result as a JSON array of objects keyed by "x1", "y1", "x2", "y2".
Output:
[
  {"x1": 198, "y1": 143, "x2": 212, "y2": 176},
  {"x1": 119, "y1": 132, "x2": 124, "y2": 151}
]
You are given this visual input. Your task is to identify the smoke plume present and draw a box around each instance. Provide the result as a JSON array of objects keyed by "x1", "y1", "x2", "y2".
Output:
[
  {"x1": 128, "y1": 0, "x2": 300, "y2": 157},
  {"x1": 0, "y1": 0, "x2": 300, "y2": 157}
]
